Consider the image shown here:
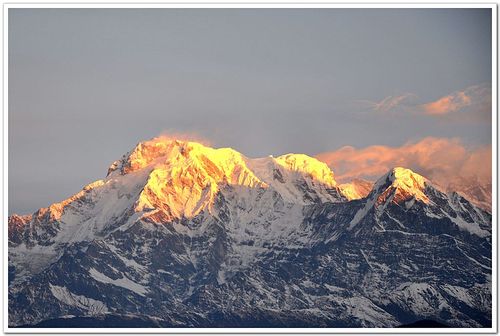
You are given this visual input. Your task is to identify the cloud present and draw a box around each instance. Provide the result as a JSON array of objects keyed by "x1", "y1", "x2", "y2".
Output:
[
  {"x1": 156, "y1": 130, "x2": 213, "y2": 146},
  {"x1": 358, "y1": 93, "x2": 416, "y2": 112},
  {"x1": 422, "y1": 91, "x2": 471, "y2": 115},
  {"x1": 316, "y1": 137, "x2": 492, "y2": 191},
  {"x1": 361, "y1": 84, "x2": 491, "y2": 122},
  {"x1": 422, "y1": 84, "x2": 491, "y2": 122}
]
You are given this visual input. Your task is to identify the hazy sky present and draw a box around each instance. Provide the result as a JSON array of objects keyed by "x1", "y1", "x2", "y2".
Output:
[{"x1": 9, "y1": 8, "x2": 492, "y2": 214}]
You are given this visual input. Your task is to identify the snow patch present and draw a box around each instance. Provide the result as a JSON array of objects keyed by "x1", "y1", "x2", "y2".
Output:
[
  {"x1": 50, "y1": 284, "x2": 108, "y2": 315},
  {"x1": 89, "y1": 268, "x2": 148, "y2": 296}
]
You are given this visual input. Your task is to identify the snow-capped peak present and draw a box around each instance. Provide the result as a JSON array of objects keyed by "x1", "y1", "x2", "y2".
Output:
[
  {"x1": 274, "y1": 153, "x2": 337, "y2": 188},
  {"x1": 128, "y1": 139, "x2": 347, "y2": 218},
  {"x1": 386, "y1": 167, "x2": 427, "y2": 186},
  {"x1": 107, "y1": 138, "x2": 338, "y2": 188},
  {"x1": 373, "y1": 167, "x2": 430, "y2": 205},
  {"x1": 107, "y1": 137, "x2": 223, "y2": 176}
]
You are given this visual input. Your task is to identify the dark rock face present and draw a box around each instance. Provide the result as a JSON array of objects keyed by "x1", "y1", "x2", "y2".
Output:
[{"x1": 8, "y1": 142, "x2": 492, "y2": 328}]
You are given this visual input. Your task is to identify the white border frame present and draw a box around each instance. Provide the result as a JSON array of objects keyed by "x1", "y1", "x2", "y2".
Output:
[{"x1": 2, "y1": 2, "x2": 497, "y2": 334}]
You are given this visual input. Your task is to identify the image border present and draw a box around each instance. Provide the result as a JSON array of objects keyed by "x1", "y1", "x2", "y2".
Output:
[{"x1": 2, "y1": 2, "x2": 497, "y2": 334}]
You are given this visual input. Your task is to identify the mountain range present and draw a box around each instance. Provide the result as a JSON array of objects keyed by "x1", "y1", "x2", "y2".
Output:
[{"x1": 8, "y1": 137, "x2": 492, "y2": 328}]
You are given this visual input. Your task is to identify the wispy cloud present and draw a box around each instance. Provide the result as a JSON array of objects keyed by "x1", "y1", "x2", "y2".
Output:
[
  {"x1": 357, "y1": 93, "x2": 416, "y2": 112},
  {"x1": 316, "y1": 137, "x2": 491, "y2": 190},
  {"x1": 156, "y1": 130, "x2": 213, "y2": 146}
]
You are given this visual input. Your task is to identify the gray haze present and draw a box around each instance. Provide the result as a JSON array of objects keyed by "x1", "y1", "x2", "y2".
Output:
[{"x1": 9, "y1": 8, "x2": 492, "y2": 214}]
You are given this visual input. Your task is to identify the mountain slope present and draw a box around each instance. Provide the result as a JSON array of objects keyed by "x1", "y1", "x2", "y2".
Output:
[
  {"x1": 447, "y1": 178, "x2": 492, "y2": 213},
  {"x1": 338, "y1": 178, "x2": 373, "y2": 200},
  {"x1": 8, "y1": 138, "x2": 491, "y2": 328}
]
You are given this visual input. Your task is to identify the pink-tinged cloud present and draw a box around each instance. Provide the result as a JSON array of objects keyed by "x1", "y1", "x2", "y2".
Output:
[
  {"x1": 422, "y1": 91, "x2": 472, "y2": 115},
  {"x1": 420, "y1": 84, "x2": 491, "y2": 121},
  {"x1": 316, "y1": 137, "x2": 492, "y2": 192}
]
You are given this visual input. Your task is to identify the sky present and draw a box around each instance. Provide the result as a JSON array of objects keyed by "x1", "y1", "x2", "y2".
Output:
[{"x1": 9, "y1": 8, "x2": 492, "y2": 214}]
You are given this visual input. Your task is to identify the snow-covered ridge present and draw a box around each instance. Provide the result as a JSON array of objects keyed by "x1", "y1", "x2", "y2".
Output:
[
  {"x1": 107, "y1": 137, "x2": 337, "y2": 187},
  {"x1": 10, "y1": 139, "x2": 488, "y2": 239}
]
